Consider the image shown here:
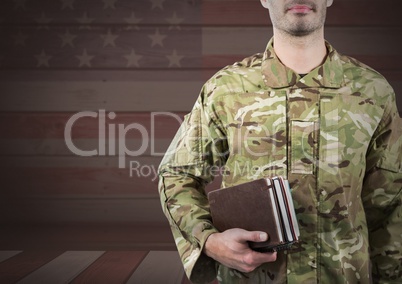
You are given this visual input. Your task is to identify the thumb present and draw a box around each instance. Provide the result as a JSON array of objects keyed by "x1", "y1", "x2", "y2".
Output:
[{"x1": 241, "y1": 230, "x2": 269, "y2": 243}]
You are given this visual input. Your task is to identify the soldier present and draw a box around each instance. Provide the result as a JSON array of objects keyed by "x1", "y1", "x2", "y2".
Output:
[{"x1": 158, "y1": 0, "x2": 402, "y2": 283}]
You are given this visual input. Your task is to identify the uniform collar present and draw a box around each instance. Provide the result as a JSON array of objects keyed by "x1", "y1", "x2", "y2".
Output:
[{"x1": 261, "y1": 38, "x2": 344, "y2": 89}]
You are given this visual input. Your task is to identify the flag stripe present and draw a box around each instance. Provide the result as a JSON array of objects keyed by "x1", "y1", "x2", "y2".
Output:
[
  {"x1": 71, "y1": 251, "x2": 149, "y2": 284},
  {"x1": 0, "y1": 226, "x2": 176, "y2": 251},
  {"x1": 0, "y1": 70, "x2": 203, "y2": 82},
  {"x1": 125, "y1": 251, "x2": 184, "y2": 284},
  {"x1": 0, "y1": 198, "x2": 166, "y2": 224},
  {"x1": 0, "y1": 112, "x2": 185, "y2": 139},
  {"x1": 17, "y1": 251, "x2": 105, "y2": 284},
  {"x1": 201, "y1": 27, "x2": 402, "y2": 56},
  {"x1": 0, "y1": 250, "x2": 217, "y2": 284},
  {"x1": 0, "y1": 251, "x2": 23, "y2": 263},
  {"x1": 203, "y1": 55, "x2": 402, "y2": 73},
  {"x1": 0, "y1": 138, "x2": 173, "y2": 156},
  {"x1": 0, "y1": 81, "x2": 202, "y2": 112},
  {"x1": 0, "y1": 251, "x2": 63, "y2": 283},
  {"x1": 1, "y1": 27, "x2": 400, "y2": 70},
  {"x1": 1, "y1": 77, "x2": 401, "y2": 112},
  {"x1": 0, "y1": 156, "x2": 222, "y2": 197},
  {"x1": 1, "y1": 157, "x2": 162, "y2": 197}
]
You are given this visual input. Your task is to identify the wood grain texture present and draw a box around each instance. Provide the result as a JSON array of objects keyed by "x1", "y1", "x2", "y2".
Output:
[
  {"x1": 0, "y1": 251, "x2": 62, "y2": 283},
  {"x1": 71, "y1": 251, "x2": 149, "y2": 284},
  {"x1": 17, "y1": 251, "x2": 105, "y2": 284}
]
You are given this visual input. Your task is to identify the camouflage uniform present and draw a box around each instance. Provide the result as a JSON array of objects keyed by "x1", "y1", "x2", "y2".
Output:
[{"x1": 158, "y1": 38, "x2": 402, "y2": 283}]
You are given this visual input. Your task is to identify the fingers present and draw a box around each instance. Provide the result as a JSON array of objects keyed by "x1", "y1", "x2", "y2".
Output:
[
  {"x1": 250, "y1": 250, "x2": 277, "y2": 263},
  {"x1": 238, "y1": 251, "x2": 277, "y2": 273},
  {"x1": 204, "y1": 229, "x2": 277, "y2": 274},
  {"x1": 232, "y1": 228, "x2": 269, "y2": 243}
]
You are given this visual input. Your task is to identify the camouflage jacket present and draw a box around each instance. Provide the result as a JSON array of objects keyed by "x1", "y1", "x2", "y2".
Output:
[{"x1": 158, "y1": 38, "x2": 402, "y2": 283}]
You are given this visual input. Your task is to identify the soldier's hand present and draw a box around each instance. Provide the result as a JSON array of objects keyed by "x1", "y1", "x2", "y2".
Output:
[{"x1": 203, "y1": 228, "x2": 277, "y2": 273}]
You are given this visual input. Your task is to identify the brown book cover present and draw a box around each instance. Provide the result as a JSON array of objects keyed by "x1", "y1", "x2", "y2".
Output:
[{"x1": 208, "y1": 177, "x2": 299, "y2": 252}]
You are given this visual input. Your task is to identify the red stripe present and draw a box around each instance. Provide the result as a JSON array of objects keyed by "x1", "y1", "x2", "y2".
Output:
[
  {"x1": 203, "y1": 55, "x2": 402, "y2": 73},
  {"x1": 0, "y1": 251, "x2": 63, "y2": 283},
  {"x1": 0, "y1": 112, "x2": 185, "y2": 139},
  {"x1": 0, "y1": 225, "x2": 175, "y2": 250},
  {"x1": 1, "y1": 165, "x2": 160, "y2": 196},
  {"x1": 71, "y1": 251, "x2": 149, "y2": 284}
]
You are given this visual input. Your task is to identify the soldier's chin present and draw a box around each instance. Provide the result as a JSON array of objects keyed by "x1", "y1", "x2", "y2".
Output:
[{"x1": 287, "y1": 28, "x2": 314, "y2": 37}]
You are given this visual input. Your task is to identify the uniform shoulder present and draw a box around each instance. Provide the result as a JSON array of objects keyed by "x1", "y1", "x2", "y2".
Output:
[
  {"x1": 338, "y1": 52, "x2": 390, "y2": 84},
  {"x1": 337, "y1": 52, "x2": 394, "y2": 98},
  {"x1": 202, "y1": 53, "x2": 265, "y2": 100}
]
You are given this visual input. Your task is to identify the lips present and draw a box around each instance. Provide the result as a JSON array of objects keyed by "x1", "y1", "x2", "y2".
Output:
[
  {"x1": 286, "y1": 1, "x2": 316, "y2": 13},
  {"x1": 288, "y1": 4, "x2": 313, "y2": 13}
]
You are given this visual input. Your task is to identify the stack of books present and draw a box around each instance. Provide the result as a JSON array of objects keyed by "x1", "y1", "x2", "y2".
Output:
[{"x1": 208, "y1": 177, "x2": 300, "y2": 252}]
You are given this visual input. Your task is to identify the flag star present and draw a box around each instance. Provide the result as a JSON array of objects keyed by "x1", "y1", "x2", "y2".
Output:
[
  {"x1": 59, "y1": 29, "x2": 77, "y2": 47},
  {"x1": 166, "y1": 12, "x2": 184, "y2": 30},
  {"x1": 76, "y1": 12, "x2": 94, "y2": 29},
  {"x1": 125, "y1": 12, "x2": 142, "y2": 30},
  {"x1": 13, "y1": 0, "x2": 27, "y2": 10},
  {"x1": 166, "y1": 50, "x2": 184, "y2": 67},
  {"x1": 61, "y1": 0, "x2": 75, "y2": 10},
  {"x1": 149, "y1": 0, "x2": 165, "y2": 10},
  {"x1": 124, "y1": 49, "x2": 142, "y2": 67},
  {"x1": 100, "y1": 29, "x2": 118, "y2": 47},
  {"x1": 35, "y1": 50, "x2": 52, "y2": 67},
  {"x1": 148, "y1": 29, "x2": 166, "y2": 47},
  {"x1": 76, "y1": 49, "x2": 94, "y2": 67},
  {"x1": 14, "y1": 31, "x2": 29, "y2": 46},
  {"x1": 102, "y1": 0, "x2": 117, "y2": 9},
  {"x1": 35, "y1": 12, "x2": 53, "y2": 28}
]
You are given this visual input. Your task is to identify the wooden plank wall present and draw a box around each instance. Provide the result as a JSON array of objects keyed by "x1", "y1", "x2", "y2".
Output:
[{"x1": 0, "y1": 0, "x2": 401, "y2": 249}]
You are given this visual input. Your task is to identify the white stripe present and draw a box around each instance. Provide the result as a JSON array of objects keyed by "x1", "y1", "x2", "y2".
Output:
[
  {"x1": 0, "y1": 81, "x2": 203, "y2": 112},
  {"x1": 2, "y1": 199, "x2": 166, "y2": 223},
  {"x1": 0, "y1": 139, "x2": 172, "y2": 157},
  {"x1": 2, "y1": 77, "x2": 399, "y2": 113},
  {"x1": 0, "y1": 251, "x2": 22, "y2": 263},
  {"x1": 17, "y1": 251, "x2": 104, "y2": 284},
  {"x1": 126, "y1": 251, "x2": 184, "y2": 284}
]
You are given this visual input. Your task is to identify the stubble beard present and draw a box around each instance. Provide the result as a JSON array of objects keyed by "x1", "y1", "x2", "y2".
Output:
[{"x1": 273, "y1": 1, "x2": 327, "y2": 37}]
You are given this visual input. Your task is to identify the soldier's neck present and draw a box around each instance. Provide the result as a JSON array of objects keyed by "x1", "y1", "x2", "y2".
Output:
[{"x1": 272, "y1": 29, "x2": 327, "y2": 75}]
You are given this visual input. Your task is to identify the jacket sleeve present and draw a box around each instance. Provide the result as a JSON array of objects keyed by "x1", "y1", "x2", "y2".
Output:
[
  {"x1": 362, "y1": 90, "x2": 402, "y2": 282},
  {"x1": 158, "y1": 85, "x2": 228, "y2": 283}
]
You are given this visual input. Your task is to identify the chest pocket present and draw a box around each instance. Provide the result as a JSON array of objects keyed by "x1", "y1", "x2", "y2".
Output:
[
  {"x1": 288, "y1": 88, "x2": 319, "y2": 175},
  {"x1": 290, "y1": 120, "x2": 319, "y2": 174}
]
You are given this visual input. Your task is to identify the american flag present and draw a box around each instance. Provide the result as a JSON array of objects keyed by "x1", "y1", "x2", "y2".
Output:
[{"x1": 0, "y1": 3, "x2": 400, "y2": 283}]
